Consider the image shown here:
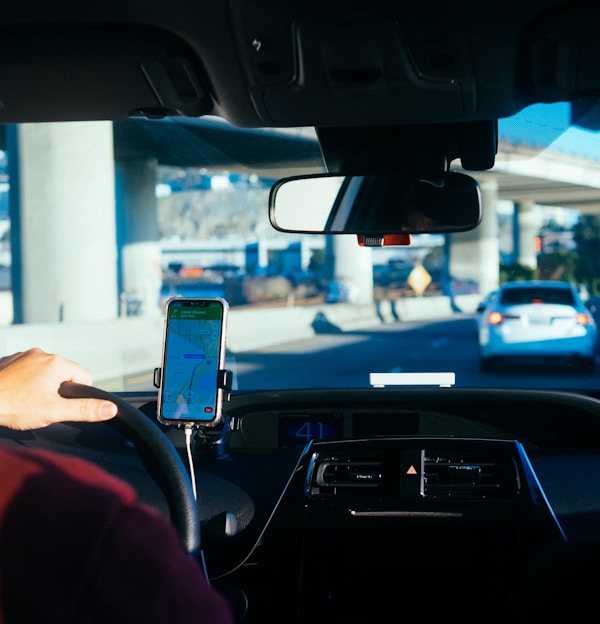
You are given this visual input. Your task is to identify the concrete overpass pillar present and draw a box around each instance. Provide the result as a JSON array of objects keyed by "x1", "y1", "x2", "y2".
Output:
[
  {"x1": 326, "y1": 235, "x2": 373, "y2": 303},
  {"x1": 11, "y1": 122, "x2": 118, "y2": 323},
  {"x1": 514, "y1": 200, "x2": 538, "y2": 269},
  {"x1": 115, "y1": 159, "x2": 162, "y2": 317},
  {"x1": 448, "y1": 178, "x2": 500, "y2": 296}
]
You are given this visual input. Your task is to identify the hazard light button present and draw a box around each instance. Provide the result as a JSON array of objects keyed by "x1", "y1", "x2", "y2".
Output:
[{"x1": 400, "y1": 449, "x2": 423, "y2": 498}]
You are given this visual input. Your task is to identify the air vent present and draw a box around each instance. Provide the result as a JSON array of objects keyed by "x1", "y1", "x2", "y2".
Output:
[
  {"x1": 423, "y1": 450, "x2": 519, "y2": 499},
  {"x1": 307, "y1": 457, "x2": 386, "y2": 497}
]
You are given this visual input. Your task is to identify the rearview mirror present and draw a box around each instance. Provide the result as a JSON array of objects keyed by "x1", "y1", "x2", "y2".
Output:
[{"x1": 269, "y1": 172, "x2": 481, "y2": 235}]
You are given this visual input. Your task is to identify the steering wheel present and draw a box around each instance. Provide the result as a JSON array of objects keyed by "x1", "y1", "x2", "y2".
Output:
[{"x1": 59, "y1": 381, "x2": 201, "y2": 557}]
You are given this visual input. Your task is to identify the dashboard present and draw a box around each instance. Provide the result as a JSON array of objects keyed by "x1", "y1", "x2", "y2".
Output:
[
  {"x1": 168, "y1": 386, "x2": 600, "y2": 621},
  {"x1": 223, "y1": 387, "x2": 600, "y2": 452},
  {"x1": 4, "y1": 386, "x2": 600, "y2": 622}
]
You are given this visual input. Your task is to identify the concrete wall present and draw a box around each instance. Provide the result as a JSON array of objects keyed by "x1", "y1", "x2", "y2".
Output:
[{"x1": 0, "y1": 294, "x2": 480, "y2": 386}]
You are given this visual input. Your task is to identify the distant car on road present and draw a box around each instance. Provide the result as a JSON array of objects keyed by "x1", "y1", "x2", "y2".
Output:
[{"x1": 478, "y1": 280, "x2": 598, "y2": 371}]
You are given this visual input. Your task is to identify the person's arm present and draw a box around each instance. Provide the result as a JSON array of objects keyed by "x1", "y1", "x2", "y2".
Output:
[
  {"x1": 0, "y1": 347, "x2": 117, "y2": 430},
  {"x1": 0, "y1": 446, "x2": 234, "y2": 624}
]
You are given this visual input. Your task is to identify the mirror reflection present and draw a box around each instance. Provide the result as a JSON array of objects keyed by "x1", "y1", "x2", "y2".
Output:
[{"x1": 269, "y1": 172, "x2": 482, "y2": 235}]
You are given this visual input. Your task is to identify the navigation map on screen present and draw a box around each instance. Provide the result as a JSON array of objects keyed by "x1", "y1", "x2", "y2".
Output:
[{"x1": 160, "y1": 299, "x2": 224, "y2": 422}]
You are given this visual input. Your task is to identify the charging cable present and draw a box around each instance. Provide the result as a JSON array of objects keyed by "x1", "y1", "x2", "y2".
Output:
[
  {"x1": 183, "y1": 424, "x2": 211, "y2": 582},
  {"x1": 184, "y1": 424, "x2": 197, "y2": 501}
]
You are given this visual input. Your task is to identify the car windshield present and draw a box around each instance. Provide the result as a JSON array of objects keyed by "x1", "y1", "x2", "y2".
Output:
[{"x1": 0, "y1": 100, "x2": 598, "y2": 393}]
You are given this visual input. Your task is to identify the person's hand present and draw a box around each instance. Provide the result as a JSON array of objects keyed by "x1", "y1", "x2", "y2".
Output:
[{"x1": 0, "y1": 348, "x2": 118, "y2": 430}]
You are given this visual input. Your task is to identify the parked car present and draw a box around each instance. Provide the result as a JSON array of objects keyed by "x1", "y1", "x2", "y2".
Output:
[
  {"x1": 478, "y1": 281, "x2": 598, "y2": 371},
  {"x1": 4, "y1": 2, "x2": 600, "y2": 623}
]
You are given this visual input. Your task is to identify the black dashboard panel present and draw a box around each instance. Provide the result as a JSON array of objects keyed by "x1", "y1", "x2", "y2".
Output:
[
  {"x1": 116, "y1": 388, "x2": 600, "y2": 550},
  {"x1": 6, "y1": 386, "x2": 600, "y2": 622},
  {"x1": 125, "y1": 386, "x2": 594, "y2": 622},
  {"x1": 223, "y1": 387, "x2": 600, "y2": 452},
  {"x1": 211, "y1": 436, "x2": 565, "y2": 623}
]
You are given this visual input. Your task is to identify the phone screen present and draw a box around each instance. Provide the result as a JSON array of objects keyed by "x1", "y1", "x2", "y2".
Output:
[{"x1": 158, "y1": 297, "x2": 228, "y2": 426}]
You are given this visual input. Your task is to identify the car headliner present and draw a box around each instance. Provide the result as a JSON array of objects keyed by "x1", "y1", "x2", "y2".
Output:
[{"x1": 0, "y1": 1, "x2": 595, "y2": 134}]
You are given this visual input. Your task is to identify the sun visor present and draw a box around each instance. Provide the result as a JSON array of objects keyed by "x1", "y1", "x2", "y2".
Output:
[
  {"x1": 527, "y1": 7, "x2": 600, "y2": 103},
  {"x1": 0, "y1": 25, "x2": 213, "y2": 123}
]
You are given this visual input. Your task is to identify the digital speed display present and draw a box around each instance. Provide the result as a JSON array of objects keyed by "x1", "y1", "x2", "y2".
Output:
[{"x1": 278, "y1": 413, "x2": 344, "y2": 448}]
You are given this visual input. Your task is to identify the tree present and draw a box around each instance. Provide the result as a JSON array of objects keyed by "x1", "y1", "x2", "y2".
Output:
[
  {"x1": 499, "y1": 262, "x2": 535, "y2": 283},
  {"x1": 573, "y1": 215, "x2": 600, "y2": 295},
  {"x1": 537, "y1": 250, "x2": 577, "y2": 282}
]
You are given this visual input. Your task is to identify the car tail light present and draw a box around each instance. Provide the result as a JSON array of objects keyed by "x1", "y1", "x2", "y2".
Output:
[
  {"x1": 487, "y1": 311, "x2": 503, "y2": 325},
  {"x1": 576, "y1": 313, "x2": 592, "y2": 326}
]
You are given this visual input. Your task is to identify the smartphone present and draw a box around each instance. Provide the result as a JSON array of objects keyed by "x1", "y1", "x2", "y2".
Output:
[{"x1": 157, "y1": 297, "x2": 228, "y2": 427}]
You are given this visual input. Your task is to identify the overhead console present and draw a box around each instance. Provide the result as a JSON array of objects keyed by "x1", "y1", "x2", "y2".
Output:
[
  {"x1": 228, "y1": 0, "x2": 587, "y2": 128},
  {"x1": 230, "y1": 2, "x2": 478, "y2": 127}
]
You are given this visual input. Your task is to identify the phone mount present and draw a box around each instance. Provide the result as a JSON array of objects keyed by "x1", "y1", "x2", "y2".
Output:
[
  {"x1": 152, "y1": 366, "x2": 234, "y2": 459},
  {"x1": 152, "y1": 368, "x2": 233, "y2": 395},
  {"x1": 153, "y1": 367, "x2": 233, "y2": 425}
]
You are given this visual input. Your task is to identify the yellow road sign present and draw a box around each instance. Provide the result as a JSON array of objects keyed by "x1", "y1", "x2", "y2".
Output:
[{"x1": 408, "y1": 264, "x2": 432, "y2": 295}]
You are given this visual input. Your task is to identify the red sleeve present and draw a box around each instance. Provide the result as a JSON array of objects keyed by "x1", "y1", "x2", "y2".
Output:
[{"x1": 0, "y1": 446, "x2": 233, "y2": 624}]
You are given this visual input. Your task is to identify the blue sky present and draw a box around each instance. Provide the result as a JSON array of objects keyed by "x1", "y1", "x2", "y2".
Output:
[{"x1": 499, "y1": 102, "x2": 600, "y2": 161}]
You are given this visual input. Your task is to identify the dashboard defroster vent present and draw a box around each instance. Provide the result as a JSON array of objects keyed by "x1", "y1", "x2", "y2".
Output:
[{"x1": 423, "y1": 449, "x2": 519, "y2": 499}]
